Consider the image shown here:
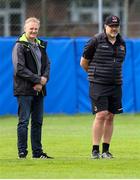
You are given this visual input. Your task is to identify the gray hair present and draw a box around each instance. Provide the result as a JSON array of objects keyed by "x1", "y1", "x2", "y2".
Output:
[{"x1": 24, "y1": 17, "x2": 40, "y2": 30}]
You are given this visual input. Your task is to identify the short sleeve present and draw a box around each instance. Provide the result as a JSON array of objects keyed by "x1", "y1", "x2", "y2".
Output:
[{"x1": 82, "y1": 38, "x2": 97, "y2": 60}]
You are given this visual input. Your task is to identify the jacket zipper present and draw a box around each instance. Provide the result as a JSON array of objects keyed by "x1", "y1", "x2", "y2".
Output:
[{"x1": 113, "y1": 57, "x2": 116, "y2": 83}]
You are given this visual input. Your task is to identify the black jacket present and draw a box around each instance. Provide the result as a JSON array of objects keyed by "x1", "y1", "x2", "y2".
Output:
[
  {"x1": 12, "y1": 34, "x2": 50, "y2": 96},
  {"x1": 83, "y1": 32, "x2": 126, "y2": 85}
]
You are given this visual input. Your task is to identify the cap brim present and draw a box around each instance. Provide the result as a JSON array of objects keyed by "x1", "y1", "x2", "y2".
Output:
[{"x1": 107, "y1": 23, "x2": 119, "y2": 26}]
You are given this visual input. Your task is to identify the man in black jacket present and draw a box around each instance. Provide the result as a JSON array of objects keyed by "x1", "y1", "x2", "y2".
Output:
[
  {"x1": 80, "y1": 15, "x2": 126, "y2": 159},
  {"x1": 12, "y1": 17, "x2": 52, "y2": 159}
]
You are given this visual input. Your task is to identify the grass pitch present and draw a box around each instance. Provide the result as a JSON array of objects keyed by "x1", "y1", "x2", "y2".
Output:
[{"x1": 0, "y1": 114, "x2": 140, "y2": 178}]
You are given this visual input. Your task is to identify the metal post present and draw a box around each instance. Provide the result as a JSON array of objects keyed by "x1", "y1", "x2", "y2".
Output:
[
  {"x1": 41, "y1": 0, "x2": 47, "y2": 36},
  {"x1": 123, "y1": 0, "x2": 128, "y2": 37},
  {"x1": 98, "y1": 0, "x2": 103, "y2": 33}
]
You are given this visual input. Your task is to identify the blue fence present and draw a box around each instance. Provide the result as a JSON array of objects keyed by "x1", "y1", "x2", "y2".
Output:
[{"x1": 0, "y1": 37, "x2": 140, "y2": 115}]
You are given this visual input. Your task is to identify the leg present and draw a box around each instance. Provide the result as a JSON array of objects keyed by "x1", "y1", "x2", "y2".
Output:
[
  {"x1": 91, "y1": 95, "x2": 109, "y2": 159},
  {"x1": 31, "y1": 95, "x2": 44, "y2": 157},
  {"x1": 101, "y1": 112, "x2": 114, "y2": 158},
  {"x1": 102, "y1": 87, "x2": 122, "y2": 155},
  {"x1": 102, "y1": 112, "x2": 114, "y2": 144},
  {"x1": 17, "y1": 96, "x2": 32, "y2": 157},
  {"x1": 92, "y1": 110, "x2": 108, "y2": 159},
  {"x1": 92, "y1": 110, "x2": 109, "y2": 145},
  {"x1": 91, "y1": 96, "x2": 109, "y2": 147}
]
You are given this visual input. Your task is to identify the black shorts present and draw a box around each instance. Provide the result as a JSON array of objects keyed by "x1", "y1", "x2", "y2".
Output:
[{"x1": 90, "y1": 83, "x2": 123, "y2": 114}]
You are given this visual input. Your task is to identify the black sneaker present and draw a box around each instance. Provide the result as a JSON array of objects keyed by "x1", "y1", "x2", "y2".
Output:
[
  {"x1": 101, "y1": 151, "x2": 113, "y2": 159},
  {"x1": 33, "y1": 152, "x2": 53, "y2": 159},
  {"x1": 91, "y1": 150, "x2": 100, "y2": 159},
  {"x1": 18, "y1": 150, "x2": 28, "y2": 159}
]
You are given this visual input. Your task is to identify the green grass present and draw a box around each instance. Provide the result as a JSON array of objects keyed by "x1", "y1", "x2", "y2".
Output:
[{"x1": 0, "y1": 114, "x2": 140, "y2": 178}]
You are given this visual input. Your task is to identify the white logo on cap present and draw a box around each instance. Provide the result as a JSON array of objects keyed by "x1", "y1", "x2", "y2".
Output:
[{"x1": 112, "y1": 16, "x2": 118, "y2": 22}]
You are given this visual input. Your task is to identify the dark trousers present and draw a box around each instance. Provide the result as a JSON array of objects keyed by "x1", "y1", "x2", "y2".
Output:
[{"x1": 17, "y1": 95, "x2": 44, "y2": 156}]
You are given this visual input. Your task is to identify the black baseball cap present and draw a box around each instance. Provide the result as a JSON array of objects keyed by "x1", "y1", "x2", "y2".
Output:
[{"x1": 105, "y1": 15, "x2": 120, "y2": 26}]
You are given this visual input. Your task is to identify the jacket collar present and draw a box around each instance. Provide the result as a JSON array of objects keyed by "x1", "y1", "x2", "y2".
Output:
[
  {"x1": 19, "y1": 33, "x2": 41, "y2": 44},
  {"x1": 17, "y1": 33, "x2": 46, "y2": 48}
]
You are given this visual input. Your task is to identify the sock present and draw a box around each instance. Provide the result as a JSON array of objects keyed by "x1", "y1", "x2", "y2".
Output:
[
  {"x1": 92, "y1": 145, "x2": 99, "y2": 152},
  {"x1": 102, "y1": 143, "x2": 110, "y2": 153}
]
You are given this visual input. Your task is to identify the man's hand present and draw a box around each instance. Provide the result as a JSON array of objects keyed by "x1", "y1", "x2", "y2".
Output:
[
  {"x1": 40, "y1": 76, "x2": 47, "y2": 85},
  {"x1": 33, "y1": 84, "x2": 43, "y2": 92},
  {"x1": 80, "y1": 57, "x2": 88, "y2": 72}
]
